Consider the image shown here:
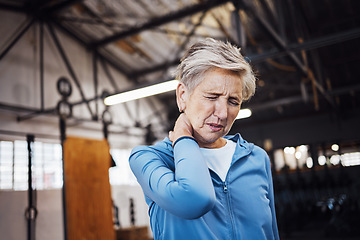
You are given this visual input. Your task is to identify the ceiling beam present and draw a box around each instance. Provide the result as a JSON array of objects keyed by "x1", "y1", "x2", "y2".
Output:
[
  {"x1": 245, "y1": 83, "x2": 360, "y2": 112},
  {"x1": 0, "y1": 0, "x2": 81, "y2": 15},
  {"x1": 42, "y1": 0, "x2": 83, "y2": 14},
  {"x1": 0, "y1": 17, "x2": 35, "y2": 61},
  {"x1": 47, "y1": 22, "x2": 95, "y2": 119},
  {"x1": 238, "y1": 0, "x2": 338, "y2": 108},
  {"x1": 249, "y1": 27, "x2": 360, "y2": 63},
  {"x1": 129, "y1": 9, "x2": 210, "y2": 79},
  {"x1": 0, "y1": 2, "x2": 26, "y2": 12},
  {"x1": 7, "y1": 81, "x2": 360, "y2": 122},
  {"x1": 92, "y1": 0, "x2": 231, "y2": 47},
  {"x1": 129, "y1": 59, "x2": 179, "y2": 79},
  {"x1": 52, "y1": 20, "x2": 131, "y2": 77},
  {"x1": 129, "y1": 27, "x2": 360, "y2": 78}
]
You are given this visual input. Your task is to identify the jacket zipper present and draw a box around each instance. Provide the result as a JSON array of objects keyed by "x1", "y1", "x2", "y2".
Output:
[
  {"x1": 223, "y1": 181, "x2": 237, "y2": 239},
  {"x1": 223, "y1": 182, "x2": 228, "y2": 192}
]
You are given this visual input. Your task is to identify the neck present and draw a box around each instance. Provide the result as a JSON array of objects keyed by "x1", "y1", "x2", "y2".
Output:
[{"x1": 199, "y1": 138, "x2": 227, "y2": 149}]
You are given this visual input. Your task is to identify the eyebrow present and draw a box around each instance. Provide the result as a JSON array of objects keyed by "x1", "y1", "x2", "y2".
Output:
[
  {"x1": 205, "y1": 91, "x2": 242, "y2": 101},
  {"x1": 229, "y1": 96, "x2": 241, "y2": 101}
]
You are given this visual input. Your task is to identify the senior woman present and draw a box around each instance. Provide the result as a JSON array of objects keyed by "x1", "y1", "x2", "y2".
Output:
[{"x1": 129, "y1": 38, "x2": 279, "y2": 240}]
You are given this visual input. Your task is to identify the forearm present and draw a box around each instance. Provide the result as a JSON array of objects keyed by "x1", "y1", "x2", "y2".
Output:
[
  {"x1": 170, "y1": 137, "x2": 216, "y2": 218},
  {"x1": 129, "y1": 138, "x2": 215, "y2": 219}
]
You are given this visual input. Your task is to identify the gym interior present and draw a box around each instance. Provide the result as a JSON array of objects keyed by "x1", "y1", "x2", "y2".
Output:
[{"x1": 0, "y1": 0, "x2": 359, "y2": 239}]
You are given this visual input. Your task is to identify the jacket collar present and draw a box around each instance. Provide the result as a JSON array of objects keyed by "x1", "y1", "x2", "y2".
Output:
[
  {"x1": 150, "y1": 134, "x2": 253, "y2": 172},
  {"x1": 225, "y1": 133, "x2": 254, "y2": 162},
  {"x1": 159, "y1": 133, "x2": 253, "y2": 159}
]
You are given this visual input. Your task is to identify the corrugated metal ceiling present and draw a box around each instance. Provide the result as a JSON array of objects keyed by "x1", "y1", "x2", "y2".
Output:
[{"x1": 1, "y1": 0, "x2": 360, "y2": 141}]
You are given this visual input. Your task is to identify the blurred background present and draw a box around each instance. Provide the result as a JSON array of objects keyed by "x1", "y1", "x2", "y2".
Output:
[{"x1": 0, "y1": 0, "x2": 359, "y2": 239}]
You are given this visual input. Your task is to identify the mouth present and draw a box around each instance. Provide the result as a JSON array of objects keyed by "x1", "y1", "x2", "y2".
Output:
[{"x1": 207, "y1": 123, "x2": 224, "y2": 132}]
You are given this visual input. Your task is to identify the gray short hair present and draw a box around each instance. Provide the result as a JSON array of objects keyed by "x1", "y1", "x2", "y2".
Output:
[{"x1": 174, "y1": 38, "x2": 256, "y2": 101}]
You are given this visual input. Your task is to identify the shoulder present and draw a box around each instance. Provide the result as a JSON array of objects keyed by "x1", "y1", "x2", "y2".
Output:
[
  {"x1": 129, "y1": 139, "x2": 175, "y2": 170},
  {"x1": 131, "y1": 138, "x2": 173, "y2": 156},
  {"x1": 227, "y1": 133, "x2": 269, "y2": 162},
  {"x1": 227, "y1": 134, "x2": 267, "y2": 153},
  {"x1": 250, "y1": 145, "x2": 272, "y2": 178},
  {"x1": 252, "y1": 145, "x2": 269, "y2": 158}
]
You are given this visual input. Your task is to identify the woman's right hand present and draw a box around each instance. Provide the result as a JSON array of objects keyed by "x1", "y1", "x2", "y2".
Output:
[{"x1": 168, "y1": 113, "x2": 194, "y2": 144}]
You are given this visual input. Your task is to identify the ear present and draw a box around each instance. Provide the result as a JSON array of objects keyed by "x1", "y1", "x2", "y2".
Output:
[{"x1": 176, "y1": 82, "x2": 188, "y2": 112}]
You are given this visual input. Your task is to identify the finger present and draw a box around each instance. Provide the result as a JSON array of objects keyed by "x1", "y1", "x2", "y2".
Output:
[{"x1": 168, "y1": 131, "x2": 173, "y2": 141}]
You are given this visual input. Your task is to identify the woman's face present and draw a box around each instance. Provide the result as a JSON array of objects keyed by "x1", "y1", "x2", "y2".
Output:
[{"x1": 179, "y1": 68, "x2": 243, "y2": 149}]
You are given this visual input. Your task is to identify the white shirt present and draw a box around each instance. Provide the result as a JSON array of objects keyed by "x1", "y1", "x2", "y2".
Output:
[{"x1": 200, "y1": 139, "x2": 237, "y2": 182}]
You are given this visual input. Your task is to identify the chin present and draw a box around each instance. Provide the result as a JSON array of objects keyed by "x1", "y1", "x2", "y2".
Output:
[{"x1": 198, "y1": 134, "x2": 223, "y2": 145}]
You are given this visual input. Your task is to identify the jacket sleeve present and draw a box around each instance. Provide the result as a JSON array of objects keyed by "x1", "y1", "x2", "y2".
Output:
[
  {"x1": 129, "y1": 138, "x2": 216, "y2": 219},
  {"x1": 265, "y1": 154, "x2": 280, "y2": 240}
]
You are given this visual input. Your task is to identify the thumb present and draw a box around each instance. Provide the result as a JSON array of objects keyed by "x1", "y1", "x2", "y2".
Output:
[{"x1": 168, "y1": 131, "x2": 174, "y2": 141}]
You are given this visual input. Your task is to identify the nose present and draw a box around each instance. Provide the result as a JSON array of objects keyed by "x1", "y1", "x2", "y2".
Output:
[{"x1": 214, "y1": 100, "x2": 228, "y2": 120}]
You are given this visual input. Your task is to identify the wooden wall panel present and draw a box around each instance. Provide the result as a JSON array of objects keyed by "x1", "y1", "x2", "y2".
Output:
[{"x1": 63, "y1": 137, "x2": 115, "y2": 240}]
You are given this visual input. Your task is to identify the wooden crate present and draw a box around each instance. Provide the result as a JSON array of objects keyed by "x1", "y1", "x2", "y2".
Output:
[{"x1": 116, "y1": 226, "x2": 149, "y2": 240}]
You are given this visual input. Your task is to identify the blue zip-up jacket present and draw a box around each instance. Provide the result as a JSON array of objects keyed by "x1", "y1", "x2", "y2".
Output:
[{"x1": 129, "y1": 134, "x2": 280, "y2": 240}]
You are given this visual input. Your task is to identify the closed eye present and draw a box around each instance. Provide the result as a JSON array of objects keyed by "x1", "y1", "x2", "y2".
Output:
[
  {"x1": 229, "y1": 97, "x2": 241, "y2": 106},
  {"x1": 229, "y1": 100, "x2": 240, "y2": 106},
  {"x1": 205, "y1": 95, "x2": 218, "y2": 100}
]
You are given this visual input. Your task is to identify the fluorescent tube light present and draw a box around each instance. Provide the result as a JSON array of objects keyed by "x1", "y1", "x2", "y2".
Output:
[
  {"x1": 104, "y1": 80, "x2": 179, "y2": 105},
  {"x1": 236, "y1": 108, "x2": 252, "y2": 119}
]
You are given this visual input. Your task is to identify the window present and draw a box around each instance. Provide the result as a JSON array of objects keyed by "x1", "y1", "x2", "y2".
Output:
[
  {"x1": 273, "y1": 143, "x2": 360, "y2": 171},
  {"x1": 0, "y1": 141, "x2": 14, "y2": 189},
  {"x1": 274, "y1": 145, "x2": 310, "y2": 171},
  {"x1": 0, "y1": 140, "x2": 63, "y2": 191},
  {"x1": 109, "y1": 148, "x2": 138, "y2": 186},
  {"x1": 33, "y1": 142, "x2": 63, "y2": 189},
  {"x1": 1, "y1": 139, "x2": 139, "y2": 190},
  {"x1": 341, "y1": 152, "x2": 360, "y2": 166}
]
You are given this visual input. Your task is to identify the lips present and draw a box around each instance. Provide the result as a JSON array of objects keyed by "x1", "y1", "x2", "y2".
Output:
[{"x1": 207, "y1": 123, "x2": 224, "y2": 132}]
